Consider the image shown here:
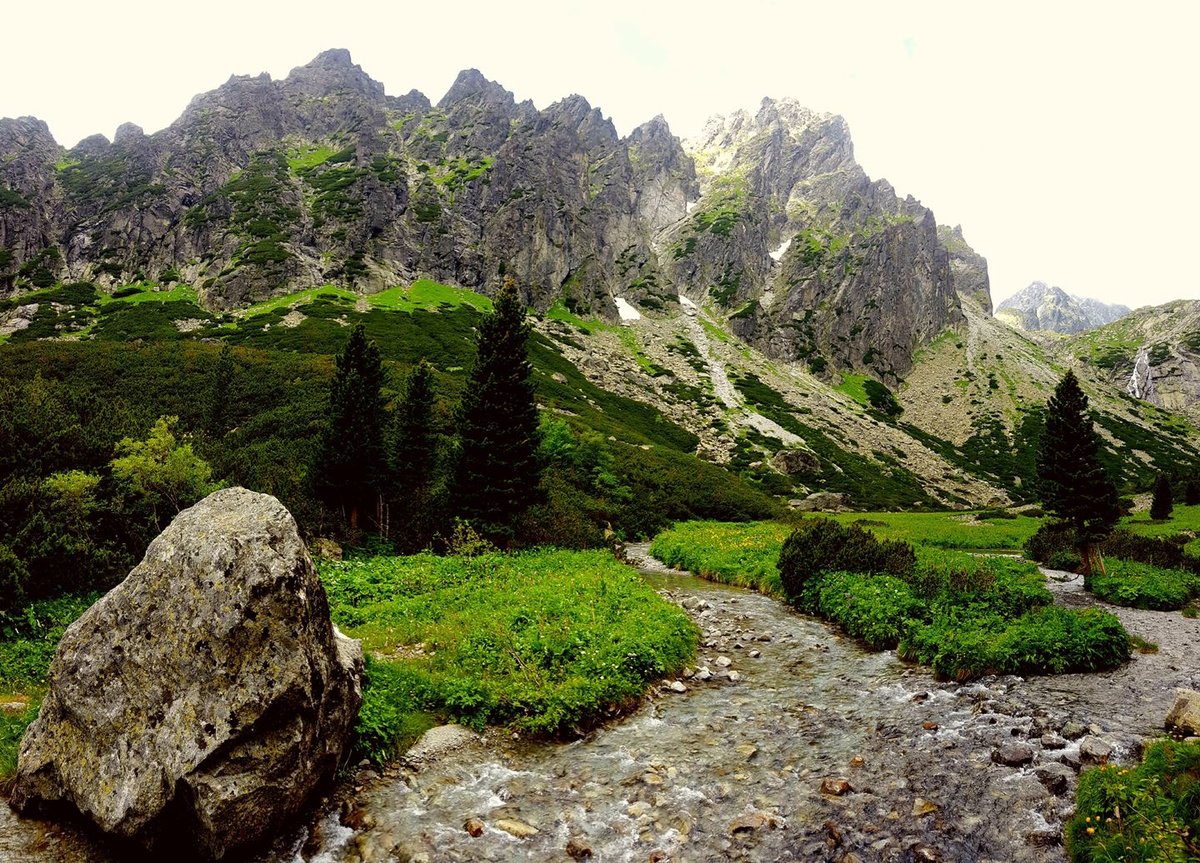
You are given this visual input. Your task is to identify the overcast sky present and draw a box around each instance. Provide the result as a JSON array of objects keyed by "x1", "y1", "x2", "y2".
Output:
[{"x1": 3, "y1": 1, "x2": 1197, "y2": 307}]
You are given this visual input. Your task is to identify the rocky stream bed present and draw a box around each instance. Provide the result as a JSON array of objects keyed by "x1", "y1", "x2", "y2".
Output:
[{"x1": 2, "y1": 547, "x2": 1197, "y2": 863}]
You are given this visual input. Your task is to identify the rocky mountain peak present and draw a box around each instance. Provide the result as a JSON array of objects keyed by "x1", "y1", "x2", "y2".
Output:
[
  {"x1": 283, "y1": 48, "x2": 384, "y2": 99},
  {"x1": 438, "y1": 68, "x2": 514, "y2": 110},
  {"x1": 996, "y1": 281, "x2": 1130, "y2": 334},
  {"x1": 113, "y1": 122, "x2": 144, "y2": 145},
  {"x1": 543, "y1": 95, "x2": 617, "y2": 145}
]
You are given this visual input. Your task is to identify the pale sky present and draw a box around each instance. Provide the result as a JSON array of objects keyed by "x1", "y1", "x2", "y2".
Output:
[{"x1": 3, "y1": 0, "x2": 1197, "y2": 308}]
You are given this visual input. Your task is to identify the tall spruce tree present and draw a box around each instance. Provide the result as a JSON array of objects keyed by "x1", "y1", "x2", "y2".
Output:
[
  {"x1": 311, "y1": 324, "x2": 387, "y2": 533},
  {"x1": 1186, "y1": 477, "x2": 1200, "y2": 507},
  {"x1": 1036, "y1": 369, "x2": 1120, "y2": 586},
  {"x1": 1150, "y1": 473, "x2": 1174, "y2": 520},
  {"x1": 452, "y1": 277, "x2": 543, "y2": 543},
  {"x1": 391, "y1": 358, "x2": 439, "y2": 550}
]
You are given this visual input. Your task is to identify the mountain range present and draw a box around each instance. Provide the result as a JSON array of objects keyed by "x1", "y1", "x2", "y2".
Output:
[{"x1": 2, "y1": 49, "x2": 1198, "y2": 509}]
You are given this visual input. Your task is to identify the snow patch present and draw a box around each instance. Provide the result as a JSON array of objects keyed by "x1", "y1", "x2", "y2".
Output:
[
  {"x1": 769, "y1": 238, "x2": 792, "y2": 262},
  {"x1": 614, "y1": 297, "x2": 642, "y2": 321},
  {"x1": 686, "y1": 199, "x2": 701, "y2": 214},
  {"x1": 678, "y1": 294, "x2": 698, "y2": 313}
]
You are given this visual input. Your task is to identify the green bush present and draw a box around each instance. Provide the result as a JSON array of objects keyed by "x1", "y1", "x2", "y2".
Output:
[
  {"x1": 812, "y1": 571, "x2": 922, "y2": 649},
  {"x1": 1025, "y1": 520, "x2": 1078, "y2": 565},
  {"x1": 1066, "y1": 738, "x2": 1200, "y2": 863},
  {"x1": 777, "y1": 518, "x2": 916, "y2": 603},
  {"x1": 906, "y1": 549, "x2": 1052, "y2": 618},
  {"x1": 901, "y1": 606, "x2": 1130, "y2": 680},
  {"x1": 1090, "y1": 559, "x2": 1200, "y2": 610},
  {"x1": 1102, "y1": 529, "x2": 1199, "y2": 574}
]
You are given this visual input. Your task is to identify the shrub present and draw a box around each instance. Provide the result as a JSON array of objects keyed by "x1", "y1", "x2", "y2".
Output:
[
  {"x1": 777, "y1": 518, "x2": 916, "y2": 604},
  {"x1": 1090, "y1": 559, "x2": 1200, "y2": 610},
  {"x1": 1025, "y1": 520, "x2": 1078, "y2": 565},
  {"x1": 1101, "y1": 529, "x2": 1198, "y2": 573},
  {"x1": 1066, "y1": 738, "x2": 1200, "y2": 863},
  {"x1": 901, "y1": 606, "x2": 1130, "y2": 680},
  {"x1": 906, "y1": 549, "x2": 1051, "y2": 618},
  {"x1": 1150, "y1": 473, "x2": 1174, "y2": 520},
  {"x1": 812, "y1": 571, "x2": 922, "y2": 649}
]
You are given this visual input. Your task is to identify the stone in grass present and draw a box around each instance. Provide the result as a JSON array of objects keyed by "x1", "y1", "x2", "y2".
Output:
[{"x1": 10, "y1": 488, "x2": 363, "y2": 862}]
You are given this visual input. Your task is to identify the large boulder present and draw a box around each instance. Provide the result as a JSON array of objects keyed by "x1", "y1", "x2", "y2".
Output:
[{"x1": 10, "y1": 487, "x2": 363, "y2": 861}]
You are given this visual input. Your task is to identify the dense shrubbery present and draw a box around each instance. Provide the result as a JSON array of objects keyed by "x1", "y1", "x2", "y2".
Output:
[
  {"x1": 901, "y1": 605, "x2": 1131, "y2": 680},
  {"x1": 1090, "y1": 559, "x2": 1200, "y2": 611},
  {"x1": 1066, "y1": 738, "x2": 1200, "y2": 863},
  {"x1": 810, "y1": 572, "x2": 922, "y2": 649},
  {"x1": 657, "y1": 518, "x2": 1129, "y2": 680},
  {"x1": 1026, "y1": 521, "x2": 1200, "y2": 610},
  {"x1": 777, "y1": 518, "x2": 915, "y2": 598}
]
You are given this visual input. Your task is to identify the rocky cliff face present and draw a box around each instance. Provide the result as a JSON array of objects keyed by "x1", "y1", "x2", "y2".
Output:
[
  {"x1": 996, "y1": 281, "x2": 1129, "y2": 334},
  {"x1": 1, "y1": 50, "x2": 977, "y2": 379},
  {"x1": 672, "y1": 99, "x2": 963, "y2": 381}
]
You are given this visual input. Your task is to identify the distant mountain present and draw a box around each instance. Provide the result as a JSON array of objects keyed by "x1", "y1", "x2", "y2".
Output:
[{"x1": 995, "y1": 281, "x2": 1130, "y2": 334}]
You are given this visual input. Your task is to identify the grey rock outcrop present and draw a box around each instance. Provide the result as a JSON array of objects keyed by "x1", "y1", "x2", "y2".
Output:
[
  {"x1": 938, "y1": 224, "x2": 992, "y2": 313},
  {"x1": 10, "y1": 486, "x2": 363, "y2": 861},
  {"x1": 676, "y1": 97, "x2": 963, "y2": 381}
]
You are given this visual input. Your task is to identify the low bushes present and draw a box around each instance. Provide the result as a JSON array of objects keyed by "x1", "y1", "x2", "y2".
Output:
[
  {"x1": 811, "y1": 572, "x2": 922, "y2": 649},
  {"x1": 778, "y1": 520, "x2": 1128, "y2": 680},
  {"x1": 1066, "y1": 738, "x2": 1200, "y2": 862},
  {"x1": 1090, "y1": 559, "x2": 1200, "y2": 611},
  {"x1": 777, "y1": 518, "x2": 915, "y2": 598},
  {"x1": 901, "y1": 605, "x2": 1132, "y2": 680}
]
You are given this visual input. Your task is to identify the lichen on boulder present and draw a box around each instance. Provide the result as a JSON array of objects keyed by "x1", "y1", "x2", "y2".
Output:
[{"x1": 9, "y1": 486, "x2": 363, "y2": 861}]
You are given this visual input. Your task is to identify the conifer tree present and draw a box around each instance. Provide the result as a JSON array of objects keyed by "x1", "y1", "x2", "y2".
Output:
[
  {"x1": 391, "y1": 358, "x2": 439, "y2": 550},
  {"x1": 1185, "y1": 477, "x2": 1200, "y2": 507},
  {"x1": 1036, "y1": 370, "x2": 1120, "y2": 586},
  {"x1": 1150, "y1": 473, "x2": 1174, "y2": 520},
  {"x1": 205, "y1": 342, "x2": 236, "y2": 436},
  {"x1": 311, "y1": 324, "x2": 387, "y2": 533},
  {"x1": 452, "y1": 277, "x2": 543, "y2": 543}
]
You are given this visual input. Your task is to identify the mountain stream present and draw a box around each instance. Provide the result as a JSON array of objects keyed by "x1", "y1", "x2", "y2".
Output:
[{"x1": 2, "y1": 547, "x2": 1196, "y2": 862}]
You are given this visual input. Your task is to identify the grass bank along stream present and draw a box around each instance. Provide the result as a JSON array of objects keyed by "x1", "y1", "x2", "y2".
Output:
[
  {"x1": 0, "y1": 549, "x2": 698, "y2": 779},
  {"x1": 650, "y1": 515, "x2": 1132, "y2": 681}
]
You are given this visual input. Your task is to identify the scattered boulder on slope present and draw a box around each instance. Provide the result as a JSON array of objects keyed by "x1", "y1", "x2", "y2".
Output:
[{"x1": 9, "y1": 486, "x2": 363, "y2": 861}]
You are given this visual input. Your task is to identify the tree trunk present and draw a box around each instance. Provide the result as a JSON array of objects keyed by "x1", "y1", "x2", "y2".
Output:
[
  {"x1": 1078, "y1": 542, "x2": 1107, "y2": 592},
  {"x1": 349, "y1": 504, "x2": 359, "y2": 535}
]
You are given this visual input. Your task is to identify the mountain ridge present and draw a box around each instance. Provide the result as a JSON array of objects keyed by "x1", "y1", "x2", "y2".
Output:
[{"x1": 0, "y1": 48, "x2": 974, "y2": 385}]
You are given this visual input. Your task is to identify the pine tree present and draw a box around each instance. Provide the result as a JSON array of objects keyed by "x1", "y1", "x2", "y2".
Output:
[
  {"x1": 452, "y1": 277, "x2": 543, "y2": 543},
  {"x1": 205, "y1": 342, "x2": 236, "y2": 436},
  {"x1": 1150, "y1": 473, "x2": 1174, "y2": 520},
  {"x1": 391, "y1": 358, "x2": 440, "y2": 550},
  {"x1": 1185, "y1": 477, "x2": 1200, "y2": 507},
  {"x1": 311, "y1": 324, "x2": 387, "y2": 533},
  {"x1": 1036, "y1": 370, "x2": 1120, "y2": 586}
]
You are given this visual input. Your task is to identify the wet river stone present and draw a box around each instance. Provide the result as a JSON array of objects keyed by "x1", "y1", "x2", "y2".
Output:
[{"x1": 9, "y1": 487, "x2": 363, "y2": 861}]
